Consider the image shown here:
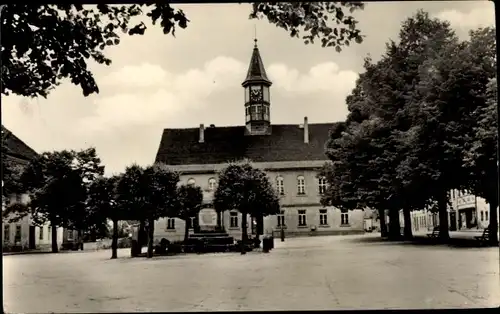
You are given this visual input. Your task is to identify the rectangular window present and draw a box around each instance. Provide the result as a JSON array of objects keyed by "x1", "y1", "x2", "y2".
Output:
[
  {"x1": 485, "y1": 211, "x2": 488, "y2": 221},
  {"x1": 341, "y1": 213, "x2": 349, "y2": 225},
  {"x1": 298, "y1": 209, "x2": 307, "y2": 226},
  {"x1": 39, "y1": 226, "x2": 44, "y2": 240},
  {"x1": 277, "y1": 210, "x2": 285, "y2": 227},
  {"x1": 4, "y1": 225, "x2": 10, "y2": 242},
  {"x1": 319, "y1": 209, "x2": 328, "y2": 225},
  {"x1": 15, "y1": 225, "x2": 21, "y2": 242},
  {"x1": 230, "y1": 212, "x2": 239, "y2": 228},
  {"x1": 318, "y1": 177, "x2": 327, "y2": 194},
  {"x1": 276, "y1": 177, "x2": 285, "y2": 195},
  {"x1": 167, "y1": 218, "x2": 176, "y2": 230},
  {"x1": 297, "y1": 176, "x2": 305, "y2": 195},
  {"x1": 480, "y1": 211, "x2": 484, "y2": 221}
]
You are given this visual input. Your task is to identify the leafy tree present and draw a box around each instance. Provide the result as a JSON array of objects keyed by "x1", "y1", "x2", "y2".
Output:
[
  {"x1": 1, "y1": 3, "x2": 364, "y2": 98},
  {"x1": 6, "y1": 148, "x2": 104, "y2": 253},
  {"x1": 214, "y1": 160, "x2": 280, "y2": 254},
  {"x1": 177, "y1": 184, "x2": 203, "y2": 243},
  {"x1": 327, "y1": 10, "x2": 460, "y2": 241},
  {"x1": 411, "y1": 26, "x2": 496, "y2": 240},
  {"x1": 87, "y1": 175, "x2": 122, "y2": 259},
  {"x1": 463, "y1": 79, "x2": 498, "y2": 244},
  {"x1": 117, "y1": 163, "x2": 179, "y2": 258}
]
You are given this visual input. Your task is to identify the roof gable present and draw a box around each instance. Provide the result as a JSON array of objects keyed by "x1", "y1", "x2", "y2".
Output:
[{"x1": 1, "y1": 126, "x2": 38, "y2": 161}]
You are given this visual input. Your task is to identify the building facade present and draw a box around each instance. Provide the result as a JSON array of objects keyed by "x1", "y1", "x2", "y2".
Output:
[
  {"x1": 2, "y1": 126, "x2": 64, "y2": 250},
  {"x1": 152, "y1": 40, "x2": 364, "y2": 242},
  {"x1": 396, "y1": 189, "x2": 499, "y2": 234}
]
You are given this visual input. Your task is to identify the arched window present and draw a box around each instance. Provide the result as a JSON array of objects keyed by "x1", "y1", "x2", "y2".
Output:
[
  {"x1": 276, "y1": 176, "x2": 285, "y2": 195},
  {"x1": 297, "y1": 175, "x2": 305, "y2": 195},
  {"x1": 187, "y1": 178, "x2": 196, "y2": 186},
  {"x1": 208, "y1": 178, "x2": 217, "y2": 190}
]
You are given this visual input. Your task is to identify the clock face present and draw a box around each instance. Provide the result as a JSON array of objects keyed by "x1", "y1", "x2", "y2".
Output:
[{"x1": 250, "y1": 87, "x2": 262, "y2": 101}]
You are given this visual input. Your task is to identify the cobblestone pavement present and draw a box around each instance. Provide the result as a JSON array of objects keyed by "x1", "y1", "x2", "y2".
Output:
[{"x1": 3, "y1": 234, "x2": 499, "y2": 312}]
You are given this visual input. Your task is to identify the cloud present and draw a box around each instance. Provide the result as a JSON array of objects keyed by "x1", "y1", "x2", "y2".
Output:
[
  {"x1": 268, "y1": 62, "x2": 358, "y2": 95},
  {"x1": 435, "y1": 5, "x2": 495, "y2": 30}
]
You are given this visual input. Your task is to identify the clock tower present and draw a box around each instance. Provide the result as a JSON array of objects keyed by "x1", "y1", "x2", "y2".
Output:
[{"x1": 242, "y1": 38, "x2": 272, "y2": 135}]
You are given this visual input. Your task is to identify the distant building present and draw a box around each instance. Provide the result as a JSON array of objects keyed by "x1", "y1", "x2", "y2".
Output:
[
  {"x1": 152, "y1": 39, "x2": 364, "y2": 242},
  {"x1": 2, "y1": 126, "x2": 64, "y2": 250},
  {"x1": 397, "y1": 189, "x2": 499, "y2": 234}
]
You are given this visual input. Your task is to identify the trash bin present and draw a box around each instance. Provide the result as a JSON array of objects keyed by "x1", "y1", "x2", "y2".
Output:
[
  {"x1": 263, "y1": 236, "x2": 273, "y2": 253},
  {"x1": 269, "y1": 236, "x2": 274, "y2": 250}
]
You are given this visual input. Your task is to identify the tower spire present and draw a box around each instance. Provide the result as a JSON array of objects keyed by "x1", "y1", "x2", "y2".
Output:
[{"x1": 242, "y1": 28, "x2": 271, "y2": 87}]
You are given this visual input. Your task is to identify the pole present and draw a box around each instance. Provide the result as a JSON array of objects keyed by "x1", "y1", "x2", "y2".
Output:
[
  {"x1": 496, "y1": 15, "x2": 500, "y2": 248},
  {"x1": 475, "y1": 195, "x2": 478, "y2": 230}
]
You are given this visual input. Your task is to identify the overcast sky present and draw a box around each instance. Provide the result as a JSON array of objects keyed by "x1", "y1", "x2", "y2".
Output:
[{"x1": 2, "y1": 1, "x2": 495, "y2": 175}]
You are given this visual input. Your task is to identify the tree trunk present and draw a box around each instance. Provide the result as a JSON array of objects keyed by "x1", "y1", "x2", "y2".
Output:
[
  {"x1": 138, "y1": 219, "x2": 145, "y2": 250},
  {"x1": 147, "y1": 218, "x2": 155, "y2": 258},
  {"x1": 220, "y1": 211, "x2": 225, "y2": 232},
  {"x1": 378, "y1": 209, "x2": 388, "y2": 237},
  {"x1": 184, "y1": 217, "x2": 190, "y2": 243},
  {"x1": 388, "y1": 209, "x2": 401, "y2": 241},
  {"x1": 488, "y1": 200, "x2": 498, "y2": 245},
  {"x1": 90, "y1": 229, "x2": 97, "y2": 242},
  {"x1": 403, "y1": 208, "x2": 413, "y2": 240},
  {"x1": 51, "y1": 224, "x2": 58, "y2": 253},
  {"x1": 111, "y1": 219, "x2": 118, "y2": 259},
  {"x1": 438, "y1": 192, "x2": 450, "y2": 241},
  {"x1": 256, "y1": 213, "x2": 264, "y2": 236},
  {"x1": 241, "y1": 212, "x2": 248, "y2": 255},
  {"x1": 216, "y1": 211, "x2": 222, "y2": 230}
]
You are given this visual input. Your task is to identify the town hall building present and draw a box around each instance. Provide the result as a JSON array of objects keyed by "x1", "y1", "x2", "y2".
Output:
[{"x1": 153, "y1": 40, "x2": 364, "y2": 241}]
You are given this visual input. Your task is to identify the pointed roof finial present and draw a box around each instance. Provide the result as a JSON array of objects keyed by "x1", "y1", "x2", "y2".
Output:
[{"x1": 254, "y1": 24, "x2": 258, "y2": 48}]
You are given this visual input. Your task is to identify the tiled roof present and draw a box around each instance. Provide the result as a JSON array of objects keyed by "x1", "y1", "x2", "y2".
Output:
[
  {"x1": 155, "y1": 123, "x2": 337, "y2": 166},
  {"x1": 1, "y1": 126, "x2": 38, "y2": 161}
]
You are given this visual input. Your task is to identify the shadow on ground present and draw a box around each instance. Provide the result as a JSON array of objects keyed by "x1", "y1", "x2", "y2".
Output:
[{"x1": 347, "y1": 235, "x2": 498, "y2": 249}]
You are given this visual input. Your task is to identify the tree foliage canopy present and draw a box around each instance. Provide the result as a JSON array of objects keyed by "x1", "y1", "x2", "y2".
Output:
[
  {"x1": 10, "y1": 148, "x2": 104, "y2": 228},
  {"x1": 1, "y1": 3, "x2": 364, "y2": 98},
  {"x1": 177, "y1": 184, "x2": 203, "y2": 219},
  {"x1": 214, "y1": 160, "x2": 280, "y2": 216},
  {"x1": 321, "y1": 10, "x2": 497, "y2": 241},
  {"x1": 116, "y1": 163, "x2": 179, "y2": 222}
]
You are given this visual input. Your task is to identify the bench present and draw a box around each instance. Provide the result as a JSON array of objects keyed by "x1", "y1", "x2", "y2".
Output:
[
  {"x1": 427, "y1": 226, "x2": 439, "y2": 238},
  {"x1": 474, "y1": 228, "x2": 489, "y2": 245}
]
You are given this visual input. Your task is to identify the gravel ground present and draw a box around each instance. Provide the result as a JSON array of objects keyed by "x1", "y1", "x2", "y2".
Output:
[{"x1": 3, "y1": 233, "x2": 499, "y2": 312}]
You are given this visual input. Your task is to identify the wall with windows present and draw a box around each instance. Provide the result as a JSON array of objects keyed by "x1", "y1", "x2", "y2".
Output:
[
  {"x1": 267, "y1": 169, "x2": 327, "y2": 206},
  {"x1": 164, "y1": 164, "x2": 364, "y2": 238},
  {"x1": 2, "y1": 192, "x2": 63, "y2": 248},
  {"x1": 263, "y1": 206, "x2": 364, "y2": 237},
  {"x1": 449, "y1": 189, "x2": 498, "y2": 230}
]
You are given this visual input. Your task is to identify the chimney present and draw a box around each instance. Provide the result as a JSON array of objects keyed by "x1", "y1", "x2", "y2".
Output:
[
  {"x1": 303, "y1": 116, "x2": 309, "y2": 144},
  {"x1": 199, "y1": 124, "x2": 204, "y2": 143}
]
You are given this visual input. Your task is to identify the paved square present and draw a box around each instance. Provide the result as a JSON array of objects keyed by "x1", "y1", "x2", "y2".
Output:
[{"x1": 3, "y1": 234, "x2": 499, "y2": 312}]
